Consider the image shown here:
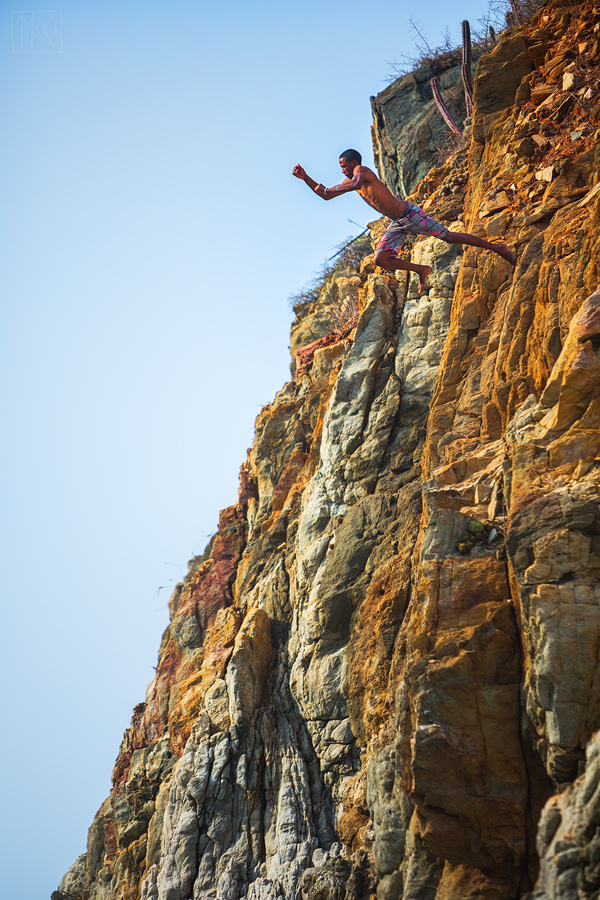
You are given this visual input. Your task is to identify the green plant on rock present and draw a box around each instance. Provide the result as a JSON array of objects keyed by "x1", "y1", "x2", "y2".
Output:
[{"x1": 456, "y1": 520, "x2": 501, "y2": 555}]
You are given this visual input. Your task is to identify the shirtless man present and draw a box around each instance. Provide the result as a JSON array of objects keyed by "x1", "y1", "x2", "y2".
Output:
[{"x1": 293, "y1": 149, "x2": 516, "y2": 291}]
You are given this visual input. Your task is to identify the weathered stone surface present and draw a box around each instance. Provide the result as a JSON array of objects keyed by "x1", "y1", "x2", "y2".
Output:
[
  {"x1": 533, "y1": 732, "x2": 600, "y2": 900},
  {"x1": 57, "y1": 854, "x2": 86, "y2": 899},
  {"x1": 472, "y1": 32, "x2": 534, "y2": 142},
  {"x1": 506, "y1": 290, "x2": 600, "y2": 784}
]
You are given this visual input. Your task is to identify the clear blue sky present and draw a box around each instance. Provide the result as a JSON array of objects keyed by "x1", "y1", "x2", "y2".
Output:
[{"x1": 1, "y1": 1, "x2": 498, "y2": 896}]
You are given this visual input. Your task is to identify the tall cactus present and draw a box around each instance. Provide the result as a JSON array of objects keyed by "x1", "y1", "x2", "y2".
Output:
[
  {"x1": 431, "y1": 76, "x2": 463, "y2": 135},
  {"x1": 461, "y1": 19, "x2": 474, "y2": 117},
  {"x1": 431, "y1": 19, "x2": 475, "y2": 137}
]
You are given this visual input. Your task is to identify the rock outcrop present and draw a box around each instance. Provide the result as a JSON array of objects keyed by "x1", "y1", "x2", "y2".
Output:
[
  {"x1": 57, "y1": 2, "x2": 600, "y2": 899},
  {"x1": 371, "y1": 57, "x2": 471, "y2": 198}
]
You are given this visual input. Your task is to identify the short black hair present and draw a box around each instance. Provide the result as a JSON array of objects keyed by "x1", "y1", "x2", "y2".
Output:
[{"x1": 339, "y1": 148, "x2": 362, "y2": 164}]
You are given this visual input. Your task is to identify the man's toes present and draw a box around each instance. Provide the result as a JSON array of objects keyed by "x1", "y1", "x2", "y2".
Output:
[{"x1": 498, "y1": 243, "x2": 516, "y2": 265}]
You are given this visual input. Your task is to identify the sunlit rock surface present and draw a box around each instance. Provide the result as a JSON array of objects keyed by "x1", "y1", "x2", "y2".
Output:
[{"x1": 57, "y1": 2, "x2": 600, "y2": 898}]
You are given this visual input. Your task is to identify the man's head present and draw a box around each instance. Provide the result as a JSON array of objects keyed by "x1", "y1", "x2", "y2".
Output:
[{"x1": 339, "y1": 149, "x2": 361, "y2": 177}]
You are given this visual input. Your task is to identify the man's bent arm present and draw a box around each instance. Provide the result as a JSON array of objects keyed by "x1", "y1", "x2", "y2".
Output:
[
  {"x1": 292, "y1": 164, "x2": 331, "y2": 199},
  {"x1": 318, "y1": 167, "x2": 366, "y2": 200},
  {"x1": 292, "y1": 163, "x2": 364, "y2": 201}
]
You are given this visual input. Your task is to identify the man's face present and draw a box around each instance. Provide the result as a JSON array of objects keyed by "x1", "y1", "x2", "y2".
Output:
[{"x1": 339, "y1": 157, "x2": 357, "y2": 178}]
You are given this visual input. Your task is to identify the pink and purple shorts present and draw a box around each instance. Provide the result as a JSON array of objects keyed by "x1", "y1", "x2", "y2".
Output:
[{"x1": 376, "y1": 201, "x2": 450, "y2": 256}]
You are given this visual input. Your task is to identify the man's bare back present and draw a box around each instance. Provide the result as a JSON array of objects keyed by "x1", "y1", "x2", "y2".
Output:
[{"x1": 293, "y1": 149, "x2": 516, "y2": 292}]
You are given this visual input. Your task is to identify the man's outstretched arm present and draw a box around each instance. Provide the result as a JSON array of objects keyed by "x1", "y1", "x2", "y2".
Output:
[{"x1": 292, "y1": 163, "x2": 364, "y2": 200}]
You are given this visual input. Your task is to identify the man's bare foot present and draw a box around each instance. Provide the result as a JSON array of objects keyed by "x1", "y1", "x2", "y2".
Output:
[
  {"x1": 415, "y1": 264, "x2": 432, "y2": 292},
  {"x1": 496, "y1": 243, "x2": 517, "y2": 266}
]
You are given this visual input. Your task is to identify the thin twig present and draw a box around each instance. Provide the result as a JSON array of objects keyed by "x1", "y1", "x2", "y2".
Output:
[{"x1": 327, "y1": 228, "x2": 370, "y2": 262}]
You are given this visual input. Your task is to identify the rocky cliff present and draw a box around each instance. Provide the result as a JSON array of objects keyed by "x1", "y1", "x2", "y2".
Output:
[
  {"x1": 56, "y1": 2, "x2": 600, "y2": 899},
  {"x1": 371, "y1": 57, "x2": 471, "y2": 198}
]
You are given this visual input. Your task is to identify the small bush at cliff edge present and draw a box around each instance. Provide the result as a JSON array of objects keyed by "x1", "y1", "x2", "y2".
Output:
[{"x1": 288, "y1": 233, "x2": 372, "y2": 310}]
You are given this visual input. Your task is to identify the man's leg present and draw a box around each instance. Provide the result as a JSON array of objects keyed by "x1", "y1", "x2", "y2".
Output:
[
  {"x1": 444, "y1": 230, "x2": 516, "y2": 265},
  {"x1": 374, "y1": 249, "x2": 432, "y2": 292}
]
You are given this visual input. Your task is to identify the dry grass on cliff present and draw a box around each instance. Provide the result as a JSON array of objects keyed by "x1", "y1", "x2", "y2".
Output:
[
  {"x1": 386, "y1": 0, "x2": 546, "y2": 80},
  {"x1": 288, "y1": 233, "x2": 371, "y2": 310},
  {"x1": 332, "y1": 281, "x2": 360, "y2": 334},
  {"x1": 385, "y1": 22, "x2": 489, "y2": 81},
  {"x1": 496, "y1": 0, "x2": 552, "y2": 26}
]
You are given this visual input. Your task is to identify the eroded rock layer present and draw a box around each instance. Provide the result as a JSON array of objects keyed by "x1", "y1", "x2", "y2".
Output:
[{"x1": 57, "y1": 3, "x2": 600, "y2": 899}]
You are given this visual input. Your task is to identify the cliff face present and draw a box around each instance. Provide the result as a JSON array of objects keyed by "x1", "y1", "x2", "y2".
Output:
[
  {"x1": 371, "y1": 58, "x2": 470, "y2": 198},
  {"x1": 57, "y1": 2, "x2": 600, "y2": 899}
]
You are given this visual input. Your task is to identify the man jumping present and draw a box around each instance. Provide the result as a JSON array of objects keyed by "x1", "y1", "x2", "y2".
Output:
[{"x1": 293, "y1": 149, "x2": 516, "y2": 291}]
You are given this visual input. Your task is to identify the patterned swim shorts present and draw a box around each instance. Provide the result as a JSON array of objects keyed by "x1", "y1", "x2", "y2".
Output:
[{"x1": 376, "y1": 201, "x2": 450, "y2": 256}]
